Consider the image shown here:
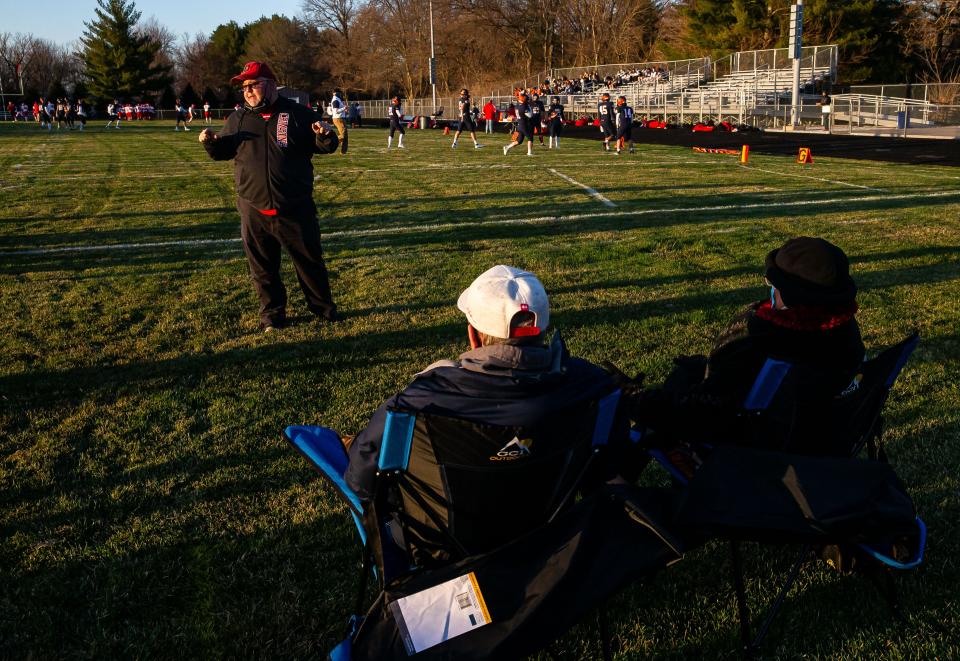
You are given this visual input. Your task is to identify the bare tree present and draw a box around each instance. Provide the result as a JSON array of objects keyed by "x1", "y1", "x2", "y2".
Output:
[
  {"x1": 303, "y1": 0, "x2": 359, "y2": 42},
  {"x1": 0, "y1": 33, "x2": 81, "y2": 98},
  {"x1": 242, "y1": 16, "x2": 331, "y2": 92},
  {"x1": 900, "y1": 0, "x2": 960, "y2": 88}
]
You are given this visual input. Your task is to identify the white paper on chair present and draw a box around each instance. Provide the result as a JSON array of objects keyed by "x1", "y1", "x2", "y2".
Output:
[{"x1": 389, "y1": 571, "x2": 492, "y2": 655}]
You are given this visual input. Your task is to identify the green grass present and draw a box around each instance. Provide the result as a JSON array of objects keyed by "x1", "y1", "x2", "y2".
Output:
[{"x1": 1, "y1": 119, "x2": 958, "y2": 659}]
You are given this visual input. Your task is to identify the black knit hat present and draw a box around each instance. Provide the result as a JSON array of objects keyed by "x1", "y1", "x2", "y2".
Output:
[{"x1": 765, "y1": 237, "x2": 856, "y2": 306}]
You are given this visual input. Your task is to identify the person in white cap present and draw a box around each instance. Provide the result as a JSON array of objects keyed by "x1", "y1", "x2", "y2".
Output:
[{"x1": 343, "y1": 265, "x2": 630, "y2": 502}]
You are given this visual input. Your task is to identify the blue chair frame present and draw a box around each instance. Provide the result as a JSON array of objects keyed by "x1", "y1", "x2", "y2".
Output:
[
  {"x1": 285, "y1": 388, "x2": 623, "y2": 660},
  {"x1": 639, "y1": 334, "x2": 923, "y2": 654}
]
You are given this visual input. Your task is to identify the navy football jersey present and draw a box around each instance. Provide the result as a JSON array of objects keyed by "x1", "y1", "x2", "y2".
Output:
[
  {"x1": 598, "y1": 100, "x2": 614, "y2": 123},
  {"x1": 531, "y1": 100, "x2": 545, "y2": 122},
  {"x1": 458, "y1": 96, "x2": 471, "y2": 118},
  {"x1": 517, "y1": 101, "x2": 533, "y2": 130}
]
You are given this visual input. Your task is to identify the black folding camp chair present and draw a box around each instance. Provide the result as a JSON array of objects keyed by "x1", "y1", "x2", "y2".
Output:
[
  {"x1": 286, "y1": 388, "x2": 683, "y2": 659},
  {"x1": 639, "y1": 333, "x2": 924, "y2": 655}
]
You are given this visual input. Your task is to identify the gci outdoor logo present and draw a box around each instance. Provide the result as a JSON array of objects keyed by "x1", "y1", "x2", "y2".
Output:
[{"x1": 490, "y1": 437, "x2": 533, "y2": 461}]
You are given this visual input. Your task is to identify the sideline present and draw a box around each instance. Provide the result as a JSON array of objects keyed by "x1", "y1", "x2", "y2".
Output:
[
  {"x1": 3, "y1": 189, "x2": 958, "y2": 257},
  {"x1": 547, "y1": 168, "x2": 617, "y2": 207},
  {"x1": 738, "y1": 164, "x2": 885, "y2": 191}
]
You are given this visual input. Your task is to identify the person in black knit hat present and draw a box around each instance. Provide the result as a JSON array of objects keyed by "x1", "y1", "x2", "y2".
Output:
[{"x1": 615, "y1": 236, "x2": 865, "y2": 450}]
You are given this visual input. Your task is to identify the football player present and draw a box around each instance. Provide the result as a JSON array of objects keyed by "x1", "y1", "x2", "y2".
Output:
[
  {"x1": 388, "y1": 96, "x2": 405, "y2": 149},
  {"x1": 503, "y1": 91, "x2": 534, "y2": 156},
  {"x1": 615, "y1": 95, "x2": 635, "y2": 155},
  {"x1": 530, "y1": 93, "x2": 546, "y2": 145},
  {"x1": 598, "y1": 92, "x2": 615, "y2": 151},
  {"x1": 451, "y1": 88, "x2": 483, "y2": 149},
  {"x1": 547, "y1": 96, "x2": 564, "y2": 149}
]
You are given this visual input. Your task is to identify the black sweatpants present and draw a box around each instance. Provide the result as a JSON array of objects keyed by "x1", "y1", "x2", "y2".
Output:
[{"x1": 238, "y1": 199, "x2": 337, "y2": 326}]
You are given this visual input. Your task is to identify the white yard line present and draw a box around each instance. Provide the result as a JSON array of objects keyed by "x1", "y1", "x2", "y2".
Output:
[
  {"x1": 547, "y1": 168, "x2": 617, "y2": 207},
  {"x1": 5, "y1": 189, "x2": 959, "y2": 258},
  {"x1": 45, "y1": 172, "x2": 234, "y2": 181},
  {"x1": 829, "y1": 163, "x2": 960, "y2": 181},
  {"x1": 312, "y1": 160, "x2": 710, "y2": 177},
  {"x1": 738, "y1": 164, "x2": 885, "y2": 191},
  {"x1": 1, "y1": 238, "x2": 241, "y2": 256}
]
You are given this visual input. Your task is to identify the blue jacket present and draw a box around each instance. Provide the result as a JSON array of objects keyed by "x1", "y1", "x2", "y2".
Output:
[{"x1": 344, "y1": 334, "x2": 625, "y2": 501}]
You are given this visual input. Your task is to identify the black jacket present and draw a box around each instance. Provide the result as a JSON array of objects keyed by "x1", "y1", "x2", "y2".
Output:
[
  {"x1": 203, "y1": 96, "x2": 338, "y2": 215},
  {"x1": 345, "y1": 334, "x2": 627, "y2": 502},
  {"x1": 632, "y1": 301, "x2": 865, "y2": 446}
]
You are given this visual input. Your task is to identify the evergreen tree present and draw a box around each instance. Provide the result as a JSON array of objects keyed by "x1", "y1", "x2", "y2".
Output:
[
  {"x1": 157, "y1": 84, "x2": 177, "y2": 110},
  {"x1": 800, "y1": 0, "x2": 907, "y2": 84},
  {"x1": 681, "y1": 0, "x2": 906, "y2": 83},
  {"x1": 80, "y1": 0, "x2": 172, "y2": 99},
  {"x1": 206, "y1": 22, "x2": 249, "y2": 96},
  {"x1": 179, "y1": 82, "x2": 200, "y2": 107},
  {"x1": 683, "y1": 0, "x2": 768, "y2": 54}
]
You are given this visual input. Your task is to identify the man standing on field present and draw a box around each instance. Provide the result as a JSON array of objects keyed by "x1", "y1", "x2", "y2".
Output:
[
  {"x1": 199, "y1": 61, "x2": 341, "y2": 332},
  {"x1": 327, "y1": 89, "x2": 348, "y2": 154}
]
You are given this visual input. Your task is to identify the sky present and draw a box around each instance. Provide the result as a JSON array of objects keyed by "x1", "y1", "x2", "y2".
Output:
[{"x1": 5, "y1": 0, "x2": 307, "y2": 45}]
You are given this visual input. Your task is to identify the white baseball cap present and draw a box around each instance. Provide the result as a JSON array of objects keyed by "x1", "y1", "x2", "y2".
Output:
[{"x1": 457, "y1": 265, "x2": 550, "y2": 339}]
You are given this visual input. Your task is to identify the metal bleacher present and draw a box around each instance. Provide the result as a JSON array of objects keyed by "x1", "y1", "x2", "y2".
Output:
[{"x1": 564, "y1": 45, "x2": 838, "y2": 126}]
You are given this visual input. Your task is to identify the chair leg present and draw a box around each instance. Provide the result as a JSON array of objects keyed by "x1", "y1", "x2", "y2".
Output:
[
  {"x1": 351, "y1": 547, "x2": 371, "y2": 626},
  {"x1": 597, "y1": 607, "x2": 613, "y2": 661},
  {"x1": 864, "y1": 565, "x2": 905, "y2": 623},
  {"x1": 750, "y1": 544, "x2": 809, "y2": 651},
  {"x1": 729, "y1": 541, "x2": 753, "y2": 656}
]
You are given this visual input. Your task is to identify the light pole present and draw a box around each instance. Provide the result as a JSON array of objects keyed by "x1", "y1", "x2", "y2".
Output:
[
  {"x1": 429, "y1": 0, "x2": 437, "y2": 117},
  {"x1": 789, "y1": 0, "x2": 804, "y2": 127}
]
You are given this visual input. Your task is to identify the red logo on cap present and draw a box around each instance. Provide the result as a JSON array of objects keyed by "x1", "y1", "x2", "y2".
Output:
[{"x1": 520, "y1": 304, "x2": 529, "y2": 311}]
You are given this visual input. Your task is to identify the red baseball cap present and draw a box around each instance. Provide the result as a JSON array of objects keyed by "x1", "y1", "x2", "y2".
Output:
[{"x1": 231, "y1": 61, "x2": 276, "y2": 84}]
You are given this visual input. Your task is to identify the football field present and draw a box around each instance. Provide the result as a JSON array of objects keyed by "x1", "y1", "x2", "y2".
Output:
[{"x1": 1, "y1": 121, "x2": 958, "y2": 658}]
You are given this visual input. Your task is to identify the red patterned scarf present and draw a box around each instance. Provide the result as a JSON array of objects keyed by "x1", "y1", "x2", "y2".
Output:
[{"x1": 754, "y1": 300, "x2": 858, "y2": 331}]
